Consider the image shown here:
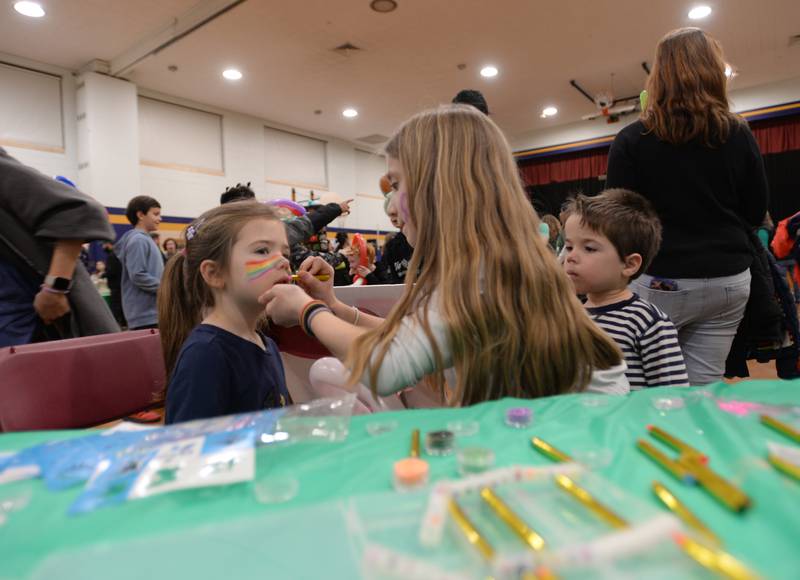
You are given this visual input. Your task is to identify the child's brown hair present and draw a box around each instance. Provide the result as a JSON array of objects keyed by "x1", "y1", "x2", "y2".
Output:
[
  {"x1": 565, "y1": 189, "x2": 662, "y2": 280},
  {"x1": 157, "y1": 202, "x2": 281, "y2": 396}
]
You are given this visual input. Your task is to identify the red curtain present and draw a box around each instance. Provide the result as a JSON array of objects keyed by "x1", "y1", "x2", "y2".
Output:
[
  {"x1": 518, "y1": 147, "x2": 609, "y2": 187},
  {"x1": 518, "y1": 112, "x2": 800, "y2": 187},
  {"x1": 750, "y1": 114, "x2": 800, "y2": 155}
]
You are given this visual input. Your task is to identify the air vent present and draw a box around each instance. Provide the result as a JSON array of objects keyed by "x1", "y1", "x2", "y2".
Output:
[
  {"x1": 357, "y1": 134, "x2": 389, "y2": 144},
  {"x1": 333, "y1": 42, "x2": 362, "y2": 55}
]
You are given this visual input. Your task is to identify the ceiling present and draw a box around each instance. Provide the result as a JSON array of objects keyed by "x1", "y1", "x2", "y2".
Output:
[{"x1": 2, "y1": 0, "x2": 799, "y2": 146}]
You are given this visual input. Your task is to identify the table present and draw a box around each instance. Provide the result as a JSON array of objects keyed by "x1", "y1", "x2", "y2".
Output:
[{"x1": 1, "y1": 380, "x2": 799, "y2": 579}]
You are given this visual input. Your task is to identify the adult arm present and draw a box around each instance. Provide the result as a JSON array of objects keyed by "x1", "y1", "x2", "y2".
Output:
[
  {"x1": 0, "y1": 148, "x2": 114, "y2": 243},
  {"x1": 308, "y1": 203, "x2": 343, "y2": 233},
  {"x1": 32, "y1": 239, "x2": 83, "y2": 323}
]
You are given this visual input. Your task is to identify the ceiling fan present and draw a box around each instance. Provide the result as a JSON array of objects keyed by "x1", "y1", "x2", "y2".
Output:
[{"x1": 570, "y1": 62, "x2": 650, "y2": 123}]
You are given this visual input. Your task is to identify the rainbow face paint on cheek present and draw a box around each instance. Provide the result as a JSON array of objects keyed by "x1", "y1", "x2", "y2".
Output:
[
  {"x1": 396, "y1": 189, "x2": 411, "y2": 224},
  {"x1": 245, "y1": 255, "x2": 284, "y2": 282}
]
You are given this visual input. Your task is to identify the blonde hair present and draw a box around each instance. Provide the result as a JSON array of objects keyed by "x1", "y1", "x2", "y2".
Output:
[
  {"x1": 345, "y1": 105, "x2": 622, "y2": 405},
  {"x1": 643, "y1": 28, "x2": 743, "y2": 146}
]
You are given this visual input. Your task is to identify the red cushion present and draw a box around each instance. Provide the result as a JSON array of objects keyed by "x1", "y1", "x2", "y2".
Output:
[{"x1": 0, "y1": 330, "x2": 165, "y2": 432}]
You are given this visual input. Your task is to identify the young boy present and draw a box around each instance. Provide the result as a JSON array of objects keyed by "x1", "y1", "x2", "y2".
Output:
[
  {"x1": 563, "y1": 189, "x2": 689, "y2": 389},
  {"x1": 114, "y1": 195, "x2": 163, "y2": 330}
]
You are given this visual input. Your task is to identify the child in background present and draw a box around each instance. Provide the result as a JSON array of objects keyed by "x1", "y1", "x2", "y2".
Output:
[
  {"x1": 563, "y1": 190, "x2": 689, "y2": 389},
  {"x1": 346, "y1": 236, "x2": 378, "y2": 285},
  {"x1": 158, "y1": 202, "x2": 292, "y2": 424},
  {"x1": 263, "y1": 105, "x2": 628, "y2": 404}
]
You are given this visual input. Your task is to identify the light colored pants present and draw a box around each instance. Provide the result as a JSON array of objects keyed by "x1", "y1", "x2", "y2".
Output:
[{"x1": 632, "y1": 270, "x2": 751, "y2": 386}]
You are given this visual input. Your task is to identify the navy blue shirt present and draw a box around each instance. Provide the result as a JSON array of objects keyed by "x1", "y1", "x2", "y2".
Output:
[{"x1": 165, "y1": 324, "x2": 291, "y2": 424}]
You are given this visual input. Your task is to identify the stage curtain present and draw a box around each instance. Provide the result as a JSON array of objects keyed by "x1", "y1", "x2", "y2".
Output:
[
  {"x1": 750, "y1": 114, "x2": 800, "y2": 155},
  {"x1": 518, "y1": 147, "x2": 609, "y2": 187}
]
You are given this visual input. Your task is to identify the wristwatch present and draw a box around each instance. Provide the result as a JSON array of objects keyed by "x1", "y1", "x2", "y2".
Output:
[{"x1": 43, "y1": 275, "x2": 73, "y2": 293}]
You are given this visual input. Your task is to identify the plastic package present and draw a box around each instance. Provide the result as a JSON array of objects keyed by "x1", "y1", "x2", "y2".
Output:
[
  {"x1": 354, "y1": 469, "x2": 697, "y2": 579},
  {"x1": 25, "y1": 469, "x2": 748, "y2": 580},
  {"x1": 53, "y1": 395, "x2": 354, "y2": 515}
]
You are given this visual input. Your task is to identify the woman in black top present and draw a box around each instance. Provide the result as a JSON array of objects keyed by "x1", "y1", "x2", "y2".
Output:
[{"x1": 606, "y1": 28, "x2": 768, "y2": 385}]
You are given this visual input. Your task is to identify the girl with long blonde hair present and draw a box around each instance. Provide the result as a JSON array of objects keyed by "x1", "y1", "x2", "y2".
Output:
[{"x1": 265, "y1": 105, "x2": 627, "y2": 405}]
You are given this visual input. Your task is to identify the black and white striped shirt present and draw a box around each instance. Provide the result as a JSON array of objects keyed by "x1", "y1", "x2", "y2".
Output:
[{"x1": 587, "y1": 294, "x2": 690, "y2": 390}]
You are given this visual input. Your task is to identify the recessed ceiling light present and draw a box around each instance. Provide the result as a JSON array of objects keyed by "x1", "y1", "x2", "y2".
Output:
[
  {"x1": 541, "y1": 106, "x2": 558, "y2": 118},
  {"x1": 14, "y1": 1, "x2": 45, "y2": 17},
  {"x1": 724, "y1": 64, "x2": 737, "y2": 78},
  {"x1": 222, "y1": 68, "x2": 242, "y2": 80},
  {"x1": 370, "y1": 0, "x2": 397, "y2": 13},
  {"x1": 688, "y1": 5, "x2": 712, "y2": 20},
  {"x1": 342, "y1": 108, "x2": 359, "y2": 118},
  {"x1": 480, "y1": 66, "x2": 499, "y2": 78}
]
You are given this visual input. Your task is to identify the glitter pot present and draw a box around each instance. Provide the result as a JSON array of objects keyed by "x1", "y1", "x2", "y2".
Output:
[
  {"x1": 505, "y1": 407, "x2": 532, "y2": 429},
  {"x1": 425, "y1": 430, "x2": 455, "y2": 456},
  {"x1": 457, "y1": 447, "x2": 495, "y2": 476},
  {"x1": 393, "y1": 458, "x2": 429, "y2": 491}
]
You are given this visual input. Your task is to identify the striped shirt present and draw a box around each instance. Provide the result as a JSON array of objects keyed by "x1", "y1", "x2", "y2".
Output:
[{"x1": 587, "y1": 294, "x2": 689, "y2": 390}]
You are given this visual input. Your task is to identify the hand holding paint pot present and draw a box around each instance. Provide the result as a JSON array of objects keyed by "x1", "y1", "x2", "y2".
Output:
[
  {"x1": 295, "y1": 256, "x2": 336, "y2": 305},
  {"x1": 260, "y1": 283, "x2": 312, "y2": 327}
]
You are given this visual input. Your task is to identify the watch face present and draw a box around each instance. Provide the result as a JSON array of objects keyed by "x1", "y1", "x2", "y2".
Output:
[{"x1": 47, "y1": 276, "x2": 72, "y2": 291}]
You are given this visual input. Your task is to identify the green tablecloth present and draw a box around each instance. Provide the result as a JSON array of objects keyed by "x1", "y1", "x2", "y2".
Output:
[{"x1": 1, "y1": 381, "x2": 799, "y2": 579}]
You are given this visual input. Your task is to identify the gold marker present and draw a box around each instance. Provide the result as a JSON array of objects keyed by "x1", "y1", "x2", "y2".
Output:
[
  {"x1": 647, "y1": 425, "x2": 708, "y2": 463},
  {"x1": 767, "y1": 453, "x2": 800, "y2": 482},
  {"x1": 637, "y1": 440, "x2": 698, "y2": 484},
  {"x1": 410, "y1": 429, "x2": 420, "y2": 458},
  {"x1": 679, "y1": 457, "x2": 751, "y2": 513},
  {"x1": 675, "y1": 534, "x2": 760, "y2": 580},
  {"x1": 760, "y1": 415, "x2": 800, "y2": 444},
  {"x1": 480, "y1": 487, "x2": 546, "y2": 551},
  {"x1": 448, "y1": 498, "x2": 495, "y2": 561},
  {"x1": 554, "y1": 474, "x2": 627, "y2": 529},
  {"x1": 291, "y1": 273, "x2": 330, "y2": 283},
  {"x1": 531, "y1": 437, "x2": 572, "y2": 463},
  {"x1": 652, "y1": 481, "x2": 720, "y2": 547}
]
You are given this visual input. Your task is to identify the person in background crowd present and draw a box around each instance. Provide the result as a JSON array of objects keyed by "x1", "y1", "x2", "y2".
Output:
[
  {"x1": 332, "y1": 231, "x2": 350, "y2": 254},
  {"x1": 103, "y1": 241, "x2": 126, "y2": 328},
  {"x1": 0, "y1": 149, "x2": 119, "y2": 346},
  {"x1": 162, "y1": 238, "x2": 179, "y2": 261},
  {"x1": 541, "y1": 214, "x2": 564, "y2": 254},
  {"x1": 606, "y1": 28, "x2": 768, "y2": 385},
  {"x1": 114, "y1": 196, "x2": 164, "y2": 330},
  {"x1": 452, "y1": 89, "x2": 489, "y2": 116},
  {"x1": 220, "y1": 182, "x2": 256, "y2": 205},
  {"x1": 756, "y1": 212, "x2": 774, "y2": 250}
]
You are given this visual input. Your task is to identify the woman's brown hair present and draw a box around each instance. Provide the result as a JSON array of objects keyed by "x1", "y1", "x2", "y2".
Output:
[
  {"x1": 345, "y1": 105, "x2": 622, "y2": 406},
  {"x1": 156, "y1": 202, "x2": 280, "y2": 398},
  {"x1": 643, "y1": 28, "x2": 743, "y2": 146}
]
